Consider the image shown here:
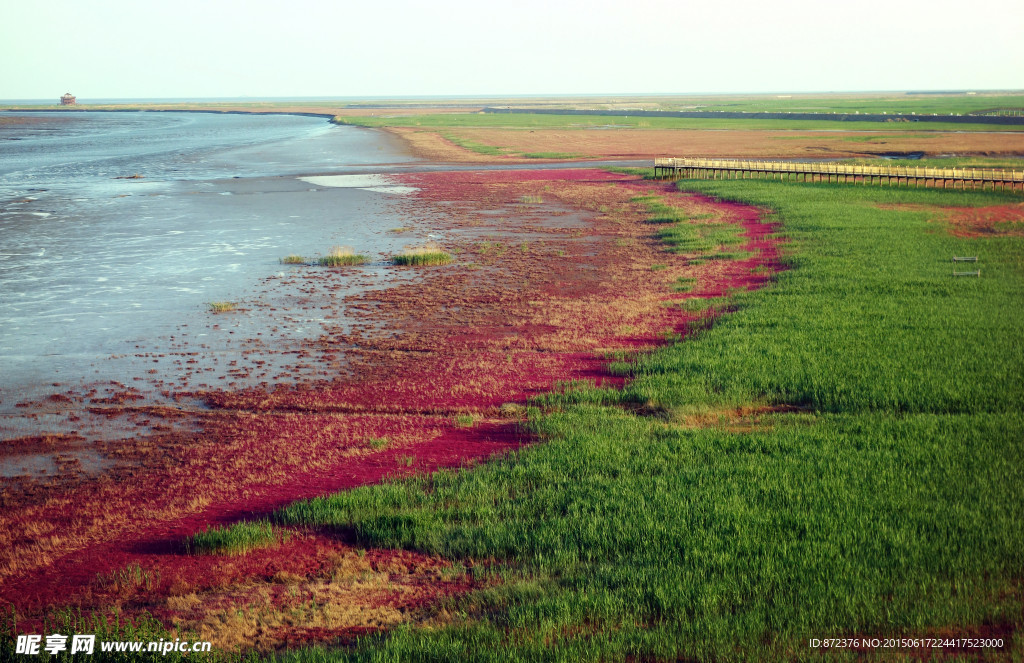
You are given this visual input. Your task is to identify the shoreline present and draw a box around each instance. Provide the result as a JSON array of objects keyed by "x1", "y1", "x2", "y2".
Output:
[
  {"x1": 0, "y1": 107, "x2": 337, "y2": 121},
  {"x1": 0, "y1": 112, "x2": 421, "y2": 431}
]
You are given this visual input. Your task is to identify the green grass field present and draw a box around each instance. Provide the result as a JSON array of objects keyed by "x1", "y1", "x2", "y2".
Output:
[
  {"x1": 650, "y1": 92, "x2": 1024, "y2": 116},
  {"x1": 431, "y1": 92, "x2": 1024, "y2": 116},
  {"x1": 262, "y1": 180, "x2": 1023, "y2": 661}
]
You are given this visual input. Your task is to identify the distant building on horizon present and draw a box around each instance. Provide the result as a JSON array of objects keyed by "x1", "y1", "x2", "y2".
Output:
[{"x1": 60, "y1": 92, "x2": 76, "y2": 106}]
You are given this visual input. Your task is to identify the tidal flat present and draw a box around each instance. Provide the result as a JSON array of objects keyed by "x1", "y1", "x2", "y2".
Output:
[{"x1": 0, "y1": 112, "x2": 420, "y2": 423}]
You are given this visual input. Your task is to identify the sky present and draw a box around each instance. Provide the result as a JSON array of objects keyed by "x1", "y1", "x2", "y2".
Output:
[{"x1": 2, "y1": 0, "x2": 1022, "y2": 100}]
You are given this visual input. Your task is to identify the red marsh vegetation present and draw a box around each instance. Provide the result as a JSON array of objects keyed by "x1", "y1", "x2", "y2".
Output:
[
  {"x1": 385, "y1": 126, "x2": 1024, "y2": 161},
  {"x1": 1, "y1": 169, "x2": 782, "y2": 650}
]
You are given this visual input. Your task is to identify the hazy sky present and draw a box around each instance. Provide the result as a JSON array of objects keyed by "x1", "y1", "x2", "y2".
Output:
[{"x1": 2, "y1": 0, "x2": 1022, "y2": 99}]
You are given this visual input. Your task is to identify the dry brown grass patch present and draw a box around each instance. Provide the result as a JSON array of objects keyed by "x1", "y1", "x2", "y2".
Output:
[
  {"x1": 668, "y1": 403, "x2": 807, "y2": 431},
  {"x1": 167, "y1": 546, "x2": 458, "y2": 651},
  {"x1": 440, "y1": 127, "x2": 1024, "y2": 160}
]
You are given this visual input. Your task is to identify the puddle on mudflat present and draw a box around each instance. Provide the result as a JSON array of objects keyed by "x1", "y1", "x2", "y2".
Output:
[{"x1": 298, "y1": 174, "x2": 419, "y2": 195}]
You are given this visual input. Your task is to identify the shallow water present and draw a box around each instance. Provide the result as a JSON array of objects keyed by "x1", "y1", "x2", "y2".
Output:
[{"x1": 0, "y1": 111, "x2": 422, "y2": 415}]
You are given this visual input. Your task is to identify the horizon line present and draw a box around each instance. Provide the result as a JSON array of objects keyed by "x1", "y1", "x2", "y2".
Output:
[{"x1": 4, "y1": 88, "x2": 1024, "y2": 104}]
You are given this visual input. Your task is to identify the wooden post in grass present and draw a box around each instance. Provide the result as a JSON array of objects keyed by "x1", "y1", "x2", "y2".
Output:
[{"x1": 953, "y1": 256, "x2": 980, "y2": 277}]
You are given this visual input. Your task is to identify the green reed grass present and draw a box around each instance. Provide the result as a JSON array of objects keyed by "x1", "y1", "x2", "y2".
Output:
[
  {"x1": 656, "y1": 216, "x2": 745, "y2": 257},
  {"x1": 675, "y1": 295, "x2": 730, "y2": 313},
  {"x1": 316, "y1": 246, "x2": 369, "y2": 267},
  {"x1": 672, "y1": 276, "x2": 696, "y2": 293},
  {"x1": 392, "y1": 242, "x2": 453, "y2": 266},
  {"x1": 279, "y1": 255, "x2": 306, "y2": 265},
  {"x1": 207, "y1": 302, "x2": 236, "y2": 313},
  {"x1": 318, "y1": 255, "x2": 368, "y2": 266},
  {"x1": 95, "y1": 562, "x2": 156, "y2": 593},
  {"x1": 636, "y1": 196, "x2": 690, "y2": 224},
  {"x1": 185, "y1": 520, "x2": 290, "y2": 556},
  {"x1": 437, "y1": 131, "x2": 505, "y2": 156},
  {"x1": 521, "y1": 152, "x2": 584, "y2": 159}
]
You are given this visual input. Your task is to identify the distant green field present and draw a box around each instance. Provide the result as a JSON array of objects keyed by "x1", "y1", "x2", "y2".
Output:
[
  {"x1": 264, "y1": 180, "x2": 1023, "y2": 661},
  {"x1": 650, "y1": 92, "x2": 1024, "y2": 116},
  {"x1": 333, "y1": 112, "x2": 1024, "y2": 133},
  {"x1": 6, "y1": 94, "x2": 1022, "y2": 132},
  {"x1": 846, "y1": 156, "x2": 1024, "y2": 169}
]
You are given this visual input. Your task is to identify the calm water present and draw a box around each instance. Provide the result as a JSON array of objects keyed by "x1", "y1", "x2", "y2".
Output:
[{"x1": 0, "y1": 111, "x2": 421, "y2": 409}]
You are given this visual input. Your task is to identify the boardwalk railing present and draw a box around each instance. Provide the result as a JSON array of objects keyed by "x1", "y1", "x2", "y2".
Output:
[{"x1": 654, "y1": 158, "x2": 1024, "y2": 192}]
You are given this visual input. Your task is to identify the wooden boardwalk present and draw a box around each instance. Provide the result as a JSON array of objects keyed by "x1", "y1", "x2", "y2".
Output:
[{"x1": 654, "y1": 158, "x2": 1024, "y2": 192}]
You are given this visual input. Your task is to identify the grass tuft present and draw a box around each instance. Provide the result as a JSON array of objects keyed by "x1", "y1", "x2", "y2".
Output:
[
  {"x1": 454, "y1": 414, "x2": 476, "y2": 428},
  {"x1": 499, "y1": 402, "x2": 527, "y2": 418},
  {"x1": 207, "y1": 301, "x2": 236, "y2": 313},
  {"x1": 672, "y1": 277, "x2": 697, "y2": 293},
  {"x1": 392, "y1": 242, "x2": 453, "y2": 266},
  {"x1": 317, "y1": 245, "x2": 369, "y2": 267},
  {"x1": 95, "y1": 562, "x2": 156, "y2": 594},
  {"x1": 675, "y1": 296, "x2": 731, "y2": 313},
  {"x1": 185, "y1": 520, "x2": 290, "y2": 556}
]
